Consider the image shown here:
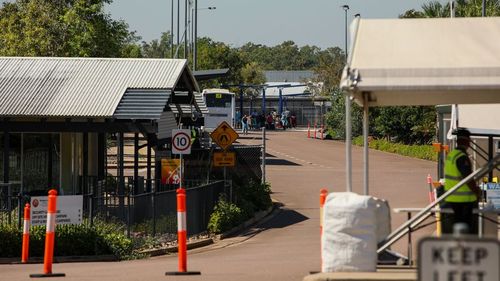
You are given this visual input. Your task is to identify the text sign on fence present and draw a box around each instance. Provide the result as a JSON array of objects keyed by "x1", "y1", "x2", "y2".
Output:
[
  {"x1": 418, "y1": 237, "x2": 499, "y2": 281},
  {"x1": 30, "y1": 195, "x2": 83, "y2": 226}
]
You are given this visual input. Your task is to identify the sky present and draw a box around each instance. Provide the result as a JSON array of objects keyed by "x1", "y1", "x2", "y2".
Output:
[{"x1": 105, "y1": 0, "x2": 433, "y2": 49}]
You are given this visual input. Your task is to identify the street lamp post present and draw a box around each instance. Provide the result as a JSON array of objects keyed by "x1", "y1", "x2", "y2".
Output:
[
  {"x1": 342, "y1": 4, "x2": 352, "y2": 192},
  {"x1": 342, "y1": 5, "x2": 349, "y2": 62},
  {"x1": 193, "y1": 5, "x2": 216, "y2": 71}
]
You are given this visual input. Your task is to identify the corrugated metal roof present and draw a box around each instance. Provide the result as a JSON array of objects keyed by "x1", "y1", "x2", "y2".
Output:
[
  {"x1": 264, "y1": 70, "x2": 314, "y2": 83},
  {"x1": 113, "y1": 89, "x2": 170, "y2": 120},
  {"x1": 0, "y1": 57, "x2": 189, "y2": 118},
  {"x1": 168, "y1": 92, "x2": 209, "y2": 115}
]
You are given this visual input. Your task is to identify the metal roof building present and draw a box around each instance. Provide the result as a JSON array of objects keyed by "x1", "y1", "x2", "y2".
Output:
[
  {"x1": 0, "y1": 57, "x2": 202, "y2": 119},
  {"x1": 0, "y1": 57, "x2": 205, "y2": 197}
]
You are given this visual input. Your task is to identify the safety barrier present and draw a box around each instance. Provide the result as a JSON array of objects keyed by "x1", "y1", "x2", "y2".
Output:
[
  {"x1": 319, "y1": 188, "x2": 328, "y2": 270},
  {"x1": 21, "y1": 203, "x2": 30, "y2": 263},
  {"x1": 30, "y1": 189, "x2": 65, "y2": 278},
  {"x1": 307, "y1": 122, "x2": 311, "y2": 138},
  {"x1": 165, "y1": 188, "x2": 200, "y2": 276}
]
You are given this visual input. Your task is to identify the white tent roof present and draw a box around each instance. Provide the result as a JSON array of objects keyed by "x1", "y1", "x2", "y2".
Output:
[{"x1": 340, "y1": 17, "x2": 500, "y2": 107}]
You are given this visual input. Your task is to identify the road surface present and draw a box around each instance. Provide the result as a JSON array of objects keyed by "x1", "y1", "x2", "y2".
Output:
[{"x1": 1, "y1": 130, "x2": 436, "y2": 280}]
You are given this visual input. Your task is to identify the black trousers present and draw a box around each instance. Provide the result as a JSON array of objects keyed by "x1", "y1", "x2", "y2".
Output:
[{"x1": 441, "y1": 201, "x2": 478, "y2": 235}]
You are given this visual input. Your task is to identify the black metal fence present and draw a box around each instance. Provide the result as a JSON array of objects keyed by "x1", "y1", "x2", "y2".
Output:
[
  {"x1": 1, "y1": 145, "x2": 264, "y2": 237},
  {"x1": 1, "y1": 180, "x2": 225, "y2": 238},
  {"x1": 89, "y1": 180, "x2": 225, "y2": 236}
]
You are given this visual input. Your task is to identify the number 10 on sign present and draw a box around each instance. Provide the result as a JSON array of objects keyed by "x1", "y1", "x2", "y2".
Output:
[{"x1": 172, "y1": 129, "x2": 192, "y2": 154}]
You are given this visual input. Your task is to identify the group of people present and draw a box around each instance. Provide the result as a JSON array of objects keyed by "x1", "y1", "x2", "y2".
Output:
[{"x1": 239, "y1": 110, "x2": 297, "y2": 134}]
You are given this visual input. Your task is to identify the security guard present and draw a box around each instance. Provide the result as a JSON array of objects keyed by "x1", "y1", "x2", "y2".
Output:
[{"x1": 443, "y1": 128, "x2": 482, "y2": 234}]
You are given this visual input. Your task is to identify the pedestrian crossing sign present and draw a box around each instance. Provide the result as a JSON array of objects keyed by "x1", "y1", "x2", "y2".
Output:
[{"x1": 210, "y1": 121, "x2": 238, "y2": 150}]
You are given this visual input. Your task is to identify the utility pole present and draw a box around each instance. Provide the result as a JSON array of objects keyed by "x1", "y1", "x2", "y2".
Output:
[
  {"x1": 193, "y1": 0, "x2": 198, "y2": 71},
  {"x1": 184, "y1": 0, "x2": 188, "y2": 59},
  {"x1": 171, "y1": 0, "x2": 174, "y2": 58},
  {"x1": 176, "y1": 0, "x2": 180, "y2": 58}
]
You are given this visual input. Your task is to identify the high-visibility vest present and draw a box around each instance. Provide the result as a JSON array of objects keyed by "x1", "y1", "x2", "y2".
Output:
[{"x1": 444, "y1": 149, "x2": 477, "y2": 202}]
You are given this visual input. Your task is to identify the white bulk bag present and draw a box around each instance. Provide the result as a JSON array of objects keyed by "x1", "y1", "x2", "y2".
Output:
[{"x1": 321, "y1": 192, "x2": 378, "y2": 272}]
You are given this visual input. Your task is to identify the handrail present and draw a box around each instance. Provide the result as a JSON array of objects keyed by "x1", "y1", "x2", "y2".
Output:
[{"x1": 377, "y1": 153, "x2": 500, "y2": 254}]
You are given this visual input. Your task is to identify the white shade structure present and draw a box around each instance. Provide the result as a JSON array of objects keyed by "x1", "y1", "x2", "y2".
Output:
[{"x1": 340, "y1": 16, "x2": 500, "y2": 194}]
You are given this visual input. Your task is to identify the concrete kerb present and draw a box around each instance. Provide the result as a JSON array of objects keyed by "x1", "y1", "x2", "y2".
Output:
[
  {"x1": 142, "y1": 199, "x2": 280, "y2": 257},
  {"x1": 0, "y1": 255, "x2": 118, "y2": 264}
]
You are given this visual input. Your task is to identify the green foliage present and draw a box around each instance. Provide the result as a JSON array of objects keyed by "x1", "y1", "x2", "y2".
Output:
[
  {"x1": 373, "y1": 106, "x2": 436, "y2": 145},
  {"x1": 0, "y1": 0, "x2": 138, "y2": 57},
  {"x1": 132, "y1": 215, "x2": 176, "y2": 236},
  {"x1": 207, "y1": 196, "x2": 244, "y2": 234},
  {"x1": 0, "y1": 219, "x2": 134, "y2": 259},
  {"x1": 324, "y1": 90, "x2": 364, "y2": 139},
  {"x1": 0, "y1": 224, "x2": 21, "y2": 257},
  {"x1": 208, "y1": 180, "x2": 272, "y2": 234},
  {"x1": 325, "y1": 92, "x2": 436, "y2": 145},
  {"x1": 312, "y1": 47, "x2": 345, "y2": 95},
  {"x1": 401, "y1": 0, "x2": 500, "y2": 18},
  {"x1": 235, "y1": 180, "x2": 272, "y2": 216},
  {"x1": 352, "y1": 136, "x2": 437, "y2": 161}
]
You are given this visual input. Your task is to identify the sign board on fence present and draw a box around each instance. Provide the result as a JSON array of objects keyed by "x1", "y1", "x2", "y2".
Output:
[
  {"x1": 171, "y1": 129, "x2": 192, "y2": 154},
  {"x1": 30, "y1": 195, "x2": 83, "y2": 226},
  {"x1": 210, "y1": 121, "x2": 238, "y2": 150},
  {"x1": 418, "y1": 237, "x2": 500, "y2": 281},
  {"x1": 161, "y1": 159, "x2": 181, "y2": 184},
  {"x1": 213, "y1": 151, "x2": 235, "y2": 167},
  {"x1": 486, "y1": 183, "x2": 500, "y2": 209}
]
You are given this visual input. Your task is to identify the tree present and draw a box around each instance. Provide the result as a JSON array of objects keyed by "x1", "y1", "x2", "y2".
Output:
[
  {"x1": 324, "y1": 89, "x2": 364, "y2": 139},
  {"x1": 400, "y1": 0, "x2": 500, "y2": 18},
  {"x1": 141, "y1": 32, "x2": 172, "y2": 58},
  {"x1": 312, "y1": 47, "x2": 345, "y2": 96},
  {"x1": 195, "y1": 37, "x2": 246, "y2": 88},
  {"x1": 0, "y1": 0, "x2": 138, "y2": 57}
]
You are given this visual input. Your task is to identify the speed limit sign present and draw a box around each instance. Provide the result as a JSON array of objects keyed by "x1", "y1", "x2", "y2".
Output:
[{"x1": 172, "y1": 129, "x2": 191, "y2": 154}]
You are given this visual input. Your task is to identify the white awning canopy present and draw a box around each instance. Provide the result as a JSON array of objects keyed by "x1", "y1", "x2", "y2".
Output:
[{"x1": 340, "y1": 17, "x2": 500, "y2": 107}]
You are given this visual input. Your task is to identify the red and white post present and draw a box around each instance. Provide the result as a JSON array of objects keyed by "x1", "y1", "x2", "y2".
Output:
[
  {"x1": 30, "y1": 189, "x2": 65, "y2": 278},
  {"x1": 21, "y1": 203, "x2": 30, "y2": 263},
  {"x1": 165, "y1": 188, "x2": 200, "y2": 276},
  {"x1": 314, "y1": 123, "x2": 317, "y2": 139},
  {"x1": 319, "y1": 188, "x2": 328, "y2": 270},
  {"x1": 307, "y1": 122, "x2": 311, "y2": 138},
  {"x1": 427, "y1": 174, "x2": 434, "y2": 203}
]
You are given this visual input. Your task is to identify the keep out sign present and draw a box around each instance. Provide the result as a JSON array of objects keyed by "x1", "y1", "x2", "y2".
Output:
[{"x1": 418, "y1": 237, "x2": 499, "y2": 281}]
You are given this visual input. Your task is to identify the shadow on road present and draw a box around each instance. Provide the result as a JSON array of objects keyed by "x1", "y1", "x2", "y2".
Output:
[
  {"x1": 266, "y1": 158, "x2": 301, "y2": 166},
  {"x1": 265, "y1": 209, "x2": 308, "y2": 228}
]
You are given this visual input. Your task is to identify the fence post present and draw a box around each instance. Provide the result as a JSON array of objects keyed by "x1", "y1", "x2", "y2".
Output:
[
  {"x1": 152, "y1": 187, "x2": 156, "y2": 237},
  {"x1": 262, "y1": 127, "x2": 266, "y2": 185},
  {"x1": 127, "y1": 191, "x2": 131, "y2": 238}
]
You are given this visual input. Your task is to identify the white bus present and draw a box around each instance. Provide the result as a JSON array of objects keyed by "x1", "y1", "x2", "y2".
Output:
[{"x1": 202, "y1": 88, "x2": 236, "y2": 131}]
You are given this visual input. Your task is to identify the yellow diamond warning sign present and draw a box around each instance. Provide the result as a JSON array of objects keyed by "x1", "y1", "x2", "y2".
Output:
[{"x1": 210, "y1": 121, "x2": 238, "y2": 150}]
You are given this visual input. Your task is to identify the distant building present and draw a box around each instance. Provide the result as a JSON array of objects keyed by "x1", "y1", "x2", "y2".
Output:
[{"x1": 236, "y1": 70, "x2": 329, "y2": 126}]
